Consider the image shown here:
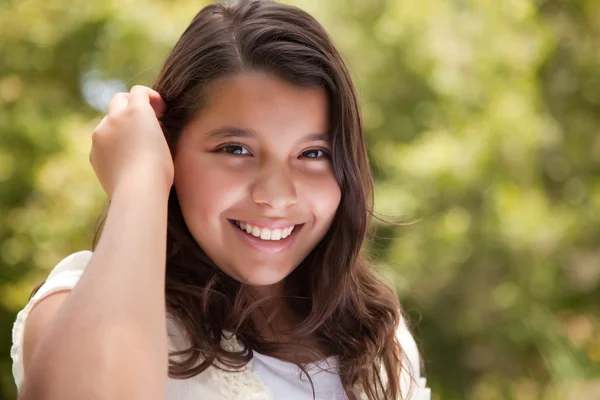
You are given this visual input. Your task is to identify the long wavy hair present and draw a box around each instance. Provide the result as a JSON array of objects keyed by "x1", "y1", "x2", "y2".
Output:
[{"x1": 34, "y1": 1, "x2": 410, "y2": 398}]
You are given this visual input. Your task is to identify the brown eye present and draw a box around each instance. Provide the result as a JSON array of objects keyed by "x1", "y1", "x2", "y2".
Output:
[
  {"x1": 301, "y1": 149, "x2": 329, "y2": 159},
  {"x1": 219, "y1": 144, "x2": 251, "y2": 156}
]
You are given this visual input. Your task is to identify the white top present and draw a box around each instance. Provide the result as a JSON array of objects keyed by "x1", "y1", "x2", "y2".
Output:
[{"x1": 11, "y1": 251, "x2": 431, "y2": 400}]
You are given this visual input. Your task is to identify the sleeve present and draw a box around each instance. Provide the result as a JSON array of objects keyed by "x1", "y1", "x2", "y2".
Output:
[
  {"x1": 397, "y1": 316, "x2": 431, "y2": 400},
  {"x1": 10, "y1": 250, "x2": 94, "y2": 390}
]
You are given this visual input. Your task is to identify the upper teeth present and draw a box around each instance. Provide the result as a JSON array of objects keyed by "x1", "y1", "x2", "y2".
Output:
[{"x1": 234, "y1": 221, "x2": 295, "y2": 241}]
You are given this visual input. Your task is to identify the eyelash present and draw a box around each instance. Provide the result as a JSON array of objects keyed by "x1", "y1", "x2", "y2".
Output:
[{"x1": 216, "y1": 143, "x2": 330, "y2": 159}]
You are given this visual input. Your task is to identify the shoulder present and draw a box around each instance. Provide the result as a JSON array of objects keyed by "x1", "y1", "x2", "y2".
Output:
[
  {"x1": 395, "y1": 315, "x2": 431, "y2": 400},
  {"x1": 396, "y1": 315, "x2": 421, "y2": 377},
  {"x1": 46, "y1": 250, "x2": 94, "y2": 278},
  {"x1": 11, "y1": 250, "x2": 94, "y2": 389}
]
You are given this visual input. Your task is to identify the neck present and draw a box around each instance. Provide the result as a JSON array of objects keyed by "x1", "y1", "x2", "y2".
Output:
[
  {"x1": 244, "y1": 284, "x2": 334, "y2": 362},
  {"x1": 250, "y1": 302, "x2": 298, "y2": 342}
]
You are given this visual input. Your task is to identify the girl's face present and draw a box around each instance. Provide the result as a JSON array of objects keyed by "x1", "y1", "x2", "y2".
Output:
[{"x1": 173, "y1": 72, "x2": 341, "y2": 290}]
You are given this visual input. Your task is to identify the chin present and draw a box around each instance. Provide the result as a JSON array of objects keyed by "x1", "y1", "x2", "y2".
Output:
[
  {"x1": 238, "y1": 273, "x2": 288, "y2": 287},
  {"x1": 229, "y1": 265, "x2": 291, "y2": 288}
]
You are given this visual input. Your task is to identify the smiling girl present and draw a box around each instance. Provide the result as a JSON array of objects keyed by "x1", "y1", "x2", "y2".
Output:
[{"x1": 11, "y1": 1, "x2": 430, "y2": 399}]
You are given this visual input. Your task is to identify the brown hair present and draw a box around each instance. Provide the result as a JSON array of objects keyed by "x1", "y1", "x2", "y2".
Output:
[{"x1": 38, "y1": 1, "x2": 411, "y2": 398}]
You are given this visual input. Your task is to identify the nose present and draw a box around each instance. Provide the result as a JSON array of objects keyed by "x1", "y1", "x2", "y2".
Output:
[{"x1": 250, "y1": 162, "x2": 297, "y2": 210}]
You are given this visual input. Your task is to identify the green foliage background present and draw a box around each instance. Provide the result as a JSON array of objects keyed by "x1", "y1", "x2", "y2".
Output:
[{"x1": 1, "y1": 0, "x2": 599, "y2": 399}]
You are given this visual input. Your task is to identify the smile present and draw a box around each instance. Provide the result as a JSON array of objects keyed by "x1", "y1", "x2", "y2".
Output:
[
  {"x1": 232, "y1": 220, "x2": 296, "y2": 241},
  {"x1": 228, "y1": 219, "x2": 303, "y2": 254}
]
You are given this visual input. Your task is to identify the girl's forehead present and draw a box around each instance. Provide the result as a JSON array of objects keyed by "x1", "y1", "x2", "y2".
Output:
[
  {"x1": 185, "y1": 72, "x2": 330, "y2": 139},
  {"x1": 202, "y1": 72, "x2": 327, "y2": 110}
]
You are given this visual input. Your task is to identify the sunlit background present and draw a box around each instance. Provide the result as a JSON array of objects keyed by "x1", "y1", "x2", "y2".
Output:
[{"x1": 1, "y1": 0, "x2": 599, "y2": 399}]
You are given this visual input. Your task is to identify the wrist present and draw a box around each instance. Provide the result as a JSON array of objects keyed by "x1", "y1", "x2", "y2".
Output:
[{"x1": 112, "y1": 168, "x2": 173, "y2": 202}]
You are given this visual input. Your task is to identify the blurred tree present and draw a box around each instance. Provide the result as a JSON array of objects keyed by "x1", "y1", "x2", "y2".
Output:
[
  {"x1": 317, "y1": 0, "x2": 600, "y2": 398},
  {"x1": 0, "y1": 0, "x2": 598, "y2": 399}
]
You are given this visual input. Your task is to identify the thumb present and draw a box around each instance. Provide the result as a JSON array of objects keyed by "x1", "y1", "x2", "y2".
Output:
[
  {"x1": 149, "y1": 91, "x2": 166, "y2": 118},
  {"x1": 129, "y1": 85, "x2": 167, "y2": 118}
]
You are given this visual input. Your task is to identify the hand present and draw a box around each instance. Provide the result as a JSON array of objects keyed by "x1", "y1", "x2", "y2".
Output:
[{"x1": 89, "y1": 85, "x2": 174, "y2": 199}]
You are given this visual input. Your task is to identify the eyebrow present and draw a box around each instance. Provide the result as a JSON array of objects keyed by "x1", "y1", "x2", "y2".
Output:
[{"x1": 205, "y1": 126, "x2": 330, "y2": 143}]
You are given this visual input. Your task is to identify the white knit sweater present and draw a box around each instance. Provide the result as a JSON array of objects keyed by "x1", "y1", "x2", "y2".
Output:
[{"x1": 11, "y1": 251, "x2": 431, "y2": 399}]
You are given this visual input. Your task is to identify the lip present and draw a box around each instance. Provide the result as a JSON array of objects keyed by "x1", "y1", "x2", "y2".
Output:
[{"x1": 228, "y1": 219, "x2": 303, "y2": 254}]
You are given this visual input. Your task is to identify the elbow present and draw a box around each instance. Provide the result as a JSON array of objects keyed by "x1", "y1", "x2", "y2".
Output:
[
  {"x1": 17, "y1": 326, "x2": 167, "y2": 400},
  {"x1": 18, "y1": 377, "x2": 50, "y2": 400},
  {"x1": 17, "y1": 372, "x2": 163, "y2": 400}
]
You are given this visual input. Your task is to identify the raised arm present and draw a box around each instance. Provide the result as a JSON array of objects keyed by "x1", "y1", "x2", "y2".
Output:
[{"x1": 18, "y1": 85, "x2": 173, "y2": 400}]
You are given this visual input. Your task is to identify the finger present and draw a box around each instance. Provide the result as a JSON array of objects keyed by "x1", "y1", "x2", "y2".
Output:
[
  {"x1": 107, "y1": 93, "x2": 129, "y2": 115},
  {"x1": 129, "y1": 85, "x2": 166, "y2": 117},
  {"x1": 96, "y1": 115, "x2": 108, "y2": 130}
]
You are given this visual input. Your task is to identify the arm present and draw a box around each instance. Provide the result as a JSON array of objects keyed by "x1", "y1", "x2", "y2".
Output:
[{"x1": 19, "y1": 176, "x2": 170, "y2": 400}]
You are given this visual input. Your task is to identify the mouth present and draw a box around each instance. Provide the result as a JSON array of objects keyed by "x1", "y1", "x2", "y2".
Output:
[{"x1": 228, "y1": 219, "x2": 303, "y2": 254}]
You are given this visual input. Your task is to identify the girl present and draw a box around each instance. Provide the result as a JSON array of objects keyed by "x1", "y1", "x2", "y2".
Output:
[{"x1": 11, "y1": 1, "x2": 430, "y2": 399}]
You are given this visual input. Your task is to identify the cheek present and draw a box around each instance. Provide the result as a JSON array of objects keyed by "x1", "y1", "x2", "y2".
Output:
[
  {"x1": 299, "y1": 174, "x2": 341, "y2": 223},
  {"x1": 174, "y1": 153, "x2": 244, "y2": 224}
]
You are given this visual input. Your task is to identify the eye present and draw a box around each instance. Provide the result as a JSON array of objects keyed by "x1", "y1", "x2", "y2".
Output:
[
  {"x1": 218, "y1": 144, "x2": 251, "y2": 156},
  {"x1": 301, "y1": 149, "x2": 329, "y2": 159}
]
